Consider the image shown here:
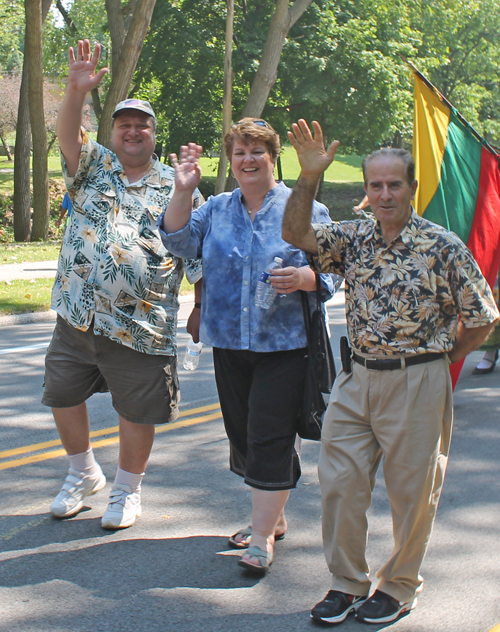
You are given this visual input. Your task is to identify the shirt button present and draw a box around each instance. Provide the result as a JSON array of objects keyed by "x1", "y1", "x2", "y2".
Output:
[
  {"x1": 243, "y1": 307, "x2": 248, "y2": 312},
  {"x1": 100, "y1": 264, "x2": 104, "y2": 269},
  {"x1": 244, "y1": 281, "x2": 249, "y2": 285},
  {"x1": 245, "y1": 256, "x2": 249, "y2": 260}
]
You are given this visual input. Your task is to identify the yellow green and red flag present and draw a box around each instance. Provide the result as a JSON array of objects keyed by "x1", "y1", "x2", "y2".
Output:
[{"x1": 412, "y1": 68, "x2": 500, "y2": 385}]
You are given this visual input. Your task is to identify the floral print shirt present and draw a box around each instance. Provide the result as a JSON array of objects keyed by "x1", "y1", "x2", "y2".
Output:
[
  {"x1": 309, "y1": 210, "x2": 499, "y2": 355},
  {"x1": 159, "y1": 182, "x2": 337, "y2": 352},
  {"x1": 52, "y1": 132, "x2": 202, "y2": 356}
]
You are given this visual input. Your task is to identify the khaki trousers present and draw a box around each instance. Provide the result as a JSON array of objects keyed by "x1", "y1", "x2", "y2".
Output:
[{"x1": 319, "y1": 355, "x2": 453, "y2": 603}]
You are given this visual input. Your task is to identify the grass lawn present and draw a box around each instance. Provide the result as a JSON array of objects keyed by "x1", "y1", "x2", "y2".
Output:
[
  {"x1": 0, "y1": 155, "x2": 63, "y2": 193},
  {"x1": 0, "y1": 242, "x2": 62, "y2": 264},
  {"x1": 0, "y1": 145, "x2": 363, "y2": 315},
  {"x1": 197, "y1": 146, "x2": 365, "y2": 218},
  {"x1": 199, "y1": 145, "x2": 363, "y2": 183},
  {"x1": 0, "y1": 275, "x2": 194, "y2": 316},
  {"x1": 0, "y1": 278, "x2": 53, "y2": 315},
  {"x1": 1, "y1": 146, "x2": 362, "y2": 188}
]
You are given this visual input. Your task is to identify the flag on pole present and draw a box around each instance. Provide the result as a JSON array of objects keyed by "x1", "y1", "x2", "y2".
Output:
[{"x1": 412, "y1": 67, "x2": 500, "y2": 386}]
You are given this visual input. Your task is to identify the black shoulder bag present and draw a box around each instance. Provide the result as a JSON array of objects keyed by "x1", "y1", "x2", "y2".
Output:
[{"x1": 297, "y1": 275, "x2": 336, "y2": 440}]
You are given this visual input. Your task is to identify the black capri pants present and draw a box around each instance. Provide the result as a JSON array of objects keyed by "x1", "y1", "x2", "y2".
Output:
[{"x1": 212, "y1": 346, "x2": 308, "y2": 491}]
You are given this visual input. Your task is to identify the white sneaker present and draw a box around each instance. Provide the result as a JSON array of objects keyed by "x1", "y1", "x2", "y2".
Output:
[
  {"x1": 101, "y1": 483, "x2": 142, "y2": 530},
  {"x1": 50, "y1": 466, "x2": 106, "y2": 518}
]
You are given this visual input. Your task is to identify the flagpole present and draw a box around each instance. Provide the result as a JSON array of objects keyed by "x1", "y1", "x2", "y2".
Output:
[{"x1": 408, "y1": 61, "x2": 500, "y2": 161}]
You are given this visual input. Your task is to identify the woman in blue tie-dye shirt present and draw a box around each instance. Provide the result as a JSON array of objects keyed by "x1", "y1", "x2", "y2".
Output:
[{"x1": 159, "y1": 119, "x2": 336, "y2": 575}]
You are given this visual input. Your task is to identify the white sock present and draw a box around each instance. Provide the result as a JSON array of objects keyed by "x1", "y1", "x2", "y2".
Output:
[
  {"x1": 114, "y1": 467, "x2": 144, "y2": 494},
  {"x1": 476, "y1": 350, "x2": 498, "y2": 369},
  {"x1": 68, "y1": 447, "x2": 101, "y2": 478},
  {"x1": 484, "y1": 350, "x2": 498, "y2": 363}
]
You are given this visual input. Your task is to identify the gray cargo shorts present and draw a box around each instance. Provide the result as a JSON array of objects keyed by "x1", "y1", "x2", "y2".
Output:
[{"x1": 42, "y1": 316, "x2": 180, "y2": 425}]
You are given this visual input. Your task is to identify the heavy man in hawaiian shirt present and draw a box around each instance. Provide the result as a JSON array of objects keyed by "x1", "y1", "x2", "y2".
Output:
[
  {"x1": 282, "y1": 120, "x2": 499, "y2": 625},
  {"x1": 42, "y1": 40, "x2": 201, "y2": 530}
]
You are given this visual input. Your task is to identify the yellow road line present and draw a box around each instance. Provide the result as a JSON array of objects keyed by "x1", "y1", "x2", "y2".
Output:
[
  {"x1": 0, "y1": 405, "x2": 222, "y2": 471},
  {"x1": 0, "y1": 402, "x2": 221, "y2": 460},
  {"x1": 0, "y1": 515, "x2": 53, "y2": 543},
  {"x1": 487, "y1": 625, "x2": 500, "y2": 632}
]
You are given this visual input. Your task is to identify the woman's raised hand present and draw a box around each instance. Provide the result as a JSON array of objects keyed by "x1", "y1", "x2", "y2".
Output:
[
  {"x1": 68, "y1": 39, "x2": 108, "y2": 94},
  {"x1": 170, "y1": 143, "x2": 203, "y2": 193},
  {"x1": 287, "y1": 119, "x2": 339, "y2": 180}
]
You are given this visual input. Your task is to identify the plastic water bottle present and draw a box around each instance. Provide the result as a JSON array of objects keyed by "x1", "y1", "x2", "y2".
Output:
[
  {"x1": 183, "y1": 339, "x2": 204, "y2": 370},
  {"x1": 255, "y1": 257, "x2": 283, "y2": 309}
]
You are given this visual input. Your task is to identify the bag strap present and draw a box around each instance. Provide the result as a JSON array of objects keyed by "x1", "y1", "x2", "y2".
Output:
[
  {"x1": 300, "y1": 288, "x2": 312, "y2": 348},
  {"x1": 300, "y1": 272, "x2": 323, "y2": 350},
  {"x1": 315, "y1": 271, "x2": 323, "y2": 309}
]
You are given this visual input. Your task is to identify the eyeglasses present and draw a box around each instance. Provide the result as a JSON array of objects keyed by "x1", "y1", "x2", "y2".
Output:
[{"x1": 233, "y1": 119, "x2": 270, "y2": 129}]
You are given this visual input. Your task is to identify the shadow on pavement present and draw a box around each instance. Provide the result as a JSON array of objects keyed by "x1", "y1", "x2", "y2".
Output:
[{"x1": 0, "y1": 535, "x2": 261, "y2": 596}]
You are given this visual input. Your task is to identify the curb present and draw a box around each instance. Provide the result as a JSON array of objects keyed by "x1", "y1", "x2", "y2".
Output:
[
  {"x1": 0, "y1": 293, "x2": 196, "y2": 327},
  {"x1": 0, "y1": 310, "x2": 58, "y2": 327}
]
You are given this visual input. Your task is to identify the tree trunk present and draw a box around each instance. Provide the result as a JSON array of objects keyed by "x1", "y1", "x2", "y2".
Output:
[
  {"x1": 56, "y1": 0, "x2": 102, "y2": 121},
  {"x1": 241, "y1": 0, "x2": 313, "y2": 118},
  {"x1": 225, "y1": 0, "x2": 313, "y2": 190},
  {"x1": 13, "y1": 58, "x2": 32, "y2": 241},
  {"x1": 106, "y1": 0, "x2": 127, "y2": 74},
  {"x1": 91, "y1": 88, "x2": 102, "y2": 121},
  {"x1": 215, "y1": 0, "x2": 234, "y2": 195},
  {"x1": 13, "y1": 0, "x2": 52, "y2": 242},
  {"x1": 55, "y1": 0, "x2": 76, "y2": 32},
  {"x1": 26, "y1": 0, "x2": 50, "y2": 242},
  {"x1": 0, "y1": 133, "x2": 13, "y2": 161},
  {"x1": 97, "y1": 0, "x2": 157, "y2": 148},
  {"x1": 47, "y1": 132, "x2": 58, "y2": 154}
]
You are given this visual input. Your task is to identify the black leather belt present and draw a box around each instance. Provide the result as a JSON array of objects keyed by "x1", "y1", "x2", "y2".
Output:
[{"x1": 352, "y1": 352, "x2": 445, "y2": 371}]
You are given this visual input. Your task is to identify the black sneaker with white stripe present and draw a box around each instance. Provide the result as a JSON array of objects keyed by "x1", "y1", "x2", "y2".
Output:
[
  {"x1": 355, "y1": 590, "x2": 416, "y2": 623},
  {"x1": 311, "y1": 590, "x2": 368, "y2": 624}
]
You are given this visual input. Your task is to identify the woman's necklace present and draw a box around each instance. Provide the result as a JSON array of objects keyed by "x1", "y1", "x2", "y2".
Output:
[{"x1": 243, "y1": 197, "x2": 263, "y2": 216}]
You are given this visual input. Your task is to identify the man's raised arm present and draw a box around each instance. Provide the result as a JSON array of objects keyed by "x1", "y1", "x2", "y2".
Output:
[
  {"x1": 282, "y1": 119, "x2": 339, "y2": 253},
  {"x1": 56, "y1": 39, "x2": 108, "y2": 177}
]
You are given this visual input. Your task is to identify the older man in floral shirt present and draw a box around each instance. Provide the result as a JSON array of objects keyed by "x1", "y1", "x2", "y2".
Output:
[
  {"x1": 282, "y1": 120, "x2": 499, "y2": 625},
  {"x1": 42, "y1": 40, "x2": 201, "y2": 530}
]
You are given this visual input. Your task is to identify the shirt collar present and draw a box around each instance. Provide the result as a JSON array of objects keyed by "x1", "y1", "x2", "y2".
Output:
[
  {"x1": 368, "y1": 206, "x2": 420, "y2": 249},
  {"x1": 398, "y1": 208, "x2": 421, "y2": 249},
  {"x1": 236, "y1": 180, "x2": 284, "y2": 210},
  {"x1": 114, "y1": 154, "x2": 160, "y2": 188}
]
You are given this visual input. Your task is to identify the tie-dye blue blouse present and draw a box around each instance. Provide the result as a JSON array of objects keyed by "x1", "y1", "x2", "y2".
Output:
[{"x1": 158, "y1": 182, "x2": 337, "y2": 352}]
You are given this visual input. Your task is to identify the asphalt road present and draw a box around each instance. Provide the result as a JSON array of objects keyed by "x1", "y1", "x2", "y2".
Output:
[{"x1": 1, "y1": 292, "x2": 499, "y2": 632}]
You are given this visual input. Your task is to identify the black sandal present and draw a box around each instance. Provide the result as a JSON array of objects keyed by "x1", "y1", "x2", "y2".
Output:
[{"x1": 228, "y1": 525, "x2": 286, "y2": 549}]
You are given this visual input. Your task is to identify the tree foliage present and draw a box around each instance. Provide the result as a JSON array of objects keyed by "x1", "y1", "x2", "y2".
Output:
[
  {"x1": 2, "y1": 0, "x2": 499, "y2": 185},
  {"x1": 134, "y1": 0, "x2": 500, "y2": 155},
  {"x1": 0, "y1": 0, "x2": 25, "y2": 74},
  {"x1": 265, "y1": 0, "x2": 418, "y2": 151},
  {"x1": 414, "y1": 0, "x2": 500, "y2": 143},
  {"x1": 43, "y1": 0, "x2": 112, "y2": 79},
  {"x1": 136, "y1": 0, "x2": 227, "y2": 154}
]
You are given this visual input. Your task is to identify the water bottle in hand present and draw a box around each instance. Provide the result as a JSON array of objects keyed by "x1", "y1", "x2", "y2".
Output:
[
  {"x1": 183, "y1": 338, "x2": 204, "y2": 370},
  {"x1": 255, "y1": 257, "x2": 283, "y2": 309}
]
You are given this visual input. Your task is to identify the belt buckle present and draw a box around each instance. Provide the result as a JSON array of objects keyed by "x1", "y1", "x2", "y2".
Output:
[{"x1": 369, "y1": 356, "x2": 401, "y2": 370}]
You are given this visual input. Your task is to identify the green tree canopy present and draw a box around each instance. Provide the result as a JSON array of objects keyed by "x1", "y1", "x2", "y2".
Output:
[
  {"x1": 0, "y1": 0, "x2": 25, "y2": 74},
  {"x1": 22, "y1": 0, "x2": 500, "y2": 157}
]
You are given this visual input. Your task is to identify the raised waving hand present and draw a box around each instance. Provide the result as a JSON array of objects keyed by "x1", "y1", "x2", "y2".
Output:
[
  {"x1": 170, "y1": 143, "x2": 203, "y2": 193},
  {"x1": 162, "y1": 143, "x2": 203, "y2": 234},
  {"x1": 287, "y1": 119, "x2": 339, "y2": 180},
  {"x1": 68, "y1": 39, "x2": 109, "y2": 94}
]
